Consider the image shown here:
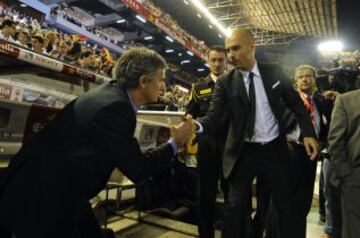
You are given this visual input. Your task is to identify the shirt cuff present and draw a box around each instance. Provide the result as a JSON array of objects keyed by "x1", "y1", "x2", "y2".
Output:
[
  {"x1": 194, "y1": 120, "x2": 203, "y2": 133},
  {"x1": 167, "y1": 139, "x2": 178, "y2": 155}
]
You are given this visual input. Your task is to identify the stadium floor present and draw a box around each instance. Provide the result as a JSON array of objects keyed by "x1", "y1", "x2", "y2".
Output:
[{"x1": 106, "y1": 210, "x2": 323, "y2": 238}]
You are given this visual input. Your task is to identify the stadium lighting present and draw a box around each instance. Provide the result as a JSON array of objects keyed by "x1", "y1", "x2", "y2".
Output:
[
  {"x1": 136, "y1": 15, "x2": 146, "y2": 23},
  {"x1": 165, "y1": 36, "x2": 174, "y2": 43},
  {"x1": 189, "y1": 0, "x2": 231, "y2": 37},
  {"x1": 318, "y1": 40, "x2": 344, "y2": 53},
  {"x1": 186, "y1": 51, "x2": 194, "y2": 56},
  {"x1": 116, "y1": 19, "x2": 126, "y2": 24},
  {"x1": 166, "y1": 49, "x2": 175, "y2": 53},
  {"x1": 144, "y1": 36, "x2": 153, "y2": 40}
]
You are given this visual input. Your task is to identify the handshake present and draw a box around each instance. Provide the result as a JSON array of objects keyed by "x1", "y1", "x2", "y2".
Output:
[{"x1": 169, "y1": 114, "x2": 197, "y2": 148}]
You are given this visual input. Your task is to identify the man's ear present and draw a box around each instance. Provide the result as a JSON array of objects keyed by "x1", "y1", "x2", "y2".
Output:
[{"x1": 139, "y1": 75, "x2": 148, "y2": 89}]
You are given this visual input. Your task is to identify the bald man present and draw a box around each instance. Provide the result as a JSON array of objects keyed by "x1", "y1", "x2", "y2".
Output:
[{"x1": 197, "y1": 28, "x2": 320, "y2": 238}]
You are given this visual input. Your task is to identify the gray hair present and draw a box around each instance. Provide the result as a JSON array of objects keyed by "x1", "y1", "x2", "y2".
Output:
[
  {"x1": 295, "y1": 65, "x2": 317, "y2": 78},
  {"x1": 113, "y1": 47, "x2": 167, "y2": 89}
]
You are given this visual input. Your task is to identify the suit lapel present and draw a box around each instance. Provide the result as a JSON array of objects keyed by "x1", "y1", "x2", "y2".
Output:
[{"x1": 231, "y1": 69, "x2": 249, "y2": 104}]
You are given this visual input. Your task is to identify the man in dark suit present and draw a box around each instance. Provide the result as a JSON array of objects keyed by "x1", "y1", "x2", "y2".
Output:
[
  {"x1": 266, "y1": 65, "x2": 337, "y2": 238},
  {"x1": 197, "y1": 28, "x2": 320, "y2": 238},
  {"x1": 0, "y1": 47, "x2": 193, "y2": 238},
  {"x1": 328, "y1": 89, "x2": 360, "y2": 238},
  {"x1": 187, "y1": 45, "x2": 228, "y2": 238}
]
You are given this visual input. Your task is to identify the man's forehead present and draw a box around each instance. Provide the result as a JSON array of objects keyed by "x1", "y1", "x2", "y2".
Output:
[
  {"x1": 208, "y1": 50, "x2": 226, "y2": 58},
  {"x1": 225, "y1": 38, "x2": 241, "y2": 48}
]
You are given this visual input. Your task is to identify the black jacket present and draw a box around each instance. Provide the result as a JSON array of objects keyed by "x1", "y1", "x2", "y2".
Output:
[
  {"x1": 0, "y1": 80, "x2": 174, "y2": 235},
  {"x1": 187, "y1": 75, "x2": 215, "y2": 119}
]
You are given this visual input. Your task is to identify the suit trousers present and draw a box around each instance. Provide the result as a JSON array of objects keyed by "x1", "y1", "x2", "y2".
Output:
[
  {"x1": 341, "y1": 185, "x2": 360, "y2": 238},
  {"x1": 265, "y1": 142, "x2": 317, "y2": 238},
  {"x1": 197, "y1": 136, "x2": 228, "y2": 238},
  {"x1": 222, "y1": 137, "x2": 295, "y2": 238},
  {"x1": 250, "y1": 174, "x2": 272, "y2": 238}
]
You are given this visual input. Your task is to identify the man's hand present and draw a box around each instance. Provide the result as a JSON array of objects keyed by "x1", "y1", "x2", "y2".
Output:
[
  {"x1": 322, "y1": 90, "x2": 338, "y2": 101},
  {"x1": 303, "y1": 137, "x2": 320, "y2": 160},
  {"x1": 169, "y1": 115, "x2": 194, "y2": 147}
]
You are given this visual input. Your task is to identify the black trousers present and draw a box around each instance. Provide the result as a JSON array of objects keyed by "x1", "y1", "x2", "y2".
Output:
[
  {"x1": 0, "y1": 201, "x2": 105, "y2": 238},
  {"x1": 197, "y1": 136, "x2": 228, "y2": 238},
  {"x1": 250, "y1": 174, "x2": 272, "y2": 238},
  {"x1": 223, "y1": 138, "x2": 294, "y2": 238},
  {"x1": 265, "y1": 142, "x2": 317, "y2": 238}
]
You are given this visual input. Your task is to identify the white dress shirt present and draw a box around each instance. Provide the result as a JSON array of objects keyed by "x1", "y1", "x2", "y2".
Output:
[
  {"x1": 210, "y1": 73, "x2": 218, "y2": 83},
  {"x1": 239, "y1": 62, "x2": 280, "y2": 142}
]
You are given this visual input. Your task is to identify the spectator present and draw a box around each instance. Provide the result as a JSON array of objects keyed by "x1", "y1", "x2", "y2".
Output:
[
  {"x1": 15, "y1": 31, "x2": 29, "y2": 48},
  {"x1": 0, "y1": 19, "x2": 16, "y2": 42},
  {"x1": 51, "y1": 40, "x2": 69, "y2": 60},
  {"x1": 65, "y1": 41, "x2": 82, "y2": 62},
  {"x1": 78, "y1": 50, "x2": 93, "y2": 69},
  {"x1": 31, "y1": 35, "x2": 47, "y2": 54},
  {"x1": 45, "y1": 31, "x2": 57, "y2": 53}
]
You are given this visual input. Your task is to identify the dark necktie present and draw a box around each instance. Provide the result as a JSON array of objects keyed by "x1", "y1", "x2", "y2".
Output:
[{"x1": 247, "y1": 72, "x2": 256, "y2": 139}]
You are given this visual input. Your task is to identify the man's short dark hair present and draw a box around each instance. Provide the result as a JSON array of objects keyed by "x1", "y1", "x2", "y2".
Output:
[
  {"x1": 206, "y1": 45, "x2": 226, "y2": 58},
  {"x1": 113, "y1": 47, "x2": 167, "y2": 89},
  {"x1": 1, "y1": 19, "x2": 16, "y2": 29},
  {"x1": 31, "y1": 35, "x2": 44, "y2": 44},
  {"x1": 80, "y1": 50, "x2": 92, "y2": 59}
]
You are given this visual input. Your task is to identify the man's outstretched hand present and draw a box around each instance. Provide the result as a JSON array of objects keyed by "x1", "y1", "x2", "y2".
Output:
[{"x1": 169, "y1": 115, "x2": 194, "y2": 147}]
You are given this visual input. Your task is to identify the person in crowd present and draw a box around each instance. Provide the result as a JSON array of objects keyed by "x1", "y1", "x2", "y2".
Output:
[
  {"x1": 45, "y1": 31, "x2": 57, "y2": 53},
  {"x1": 51, "y1": 40, "x2": 69, "y2": 60},
  {"x1": 0, "y1": 47, "x2": 194, "y2": 238},
  {"x1": 187, "y1": 45, "x2": 228, "y2": 238},
  {"x1": 0, "y1": 19, "x2": 16, "y2": 42},
  {"x1": 78, "y1": 50, "x2": 94, "y2": 69},
  {"x1": 266, "y1": 65, "x2": 337, "y2": 238},
  {"x1": 65, "y1": 41, "x2": 82, "y2": 62},
  {"x1": 328, "y1": 89, "x2": 360, "y2": 238},
  {"x1": 31, "y1": 35, "x2": 47, "y2": 54},
  {"x1": 15, "y1": 30, "x2": 29, "y2": 48},
  {"x1": 196, "y1": 28, "x2": 319, "y2": 238}
]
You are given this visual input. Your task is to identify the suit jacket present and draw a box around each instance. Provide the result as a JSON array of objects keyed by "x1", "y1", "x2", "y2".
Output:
[
  {"x1": 283, "y1": 90, "x2": 334, "y2": 146},
  {"x1": 0, "y1": 80, "x2": 174, "y2": 233},
  {"x1": 328, "y1": 89, "x2": 360, "y2": 186},
  {"x1": 199, "y1": 63, "x2": 316, "y2": 178}
]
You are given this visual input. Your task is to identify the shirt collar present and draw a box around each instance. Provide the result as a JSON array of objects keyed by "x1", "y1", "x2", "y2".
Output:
[
  {"x1": 210, "y1": 73, "x2": 218, "y2": 83},
  {"x1": 126, "y1": 89, "x2": 138, "y2": 113},
  {"x1": 238, "y1": 61, "x2": 260, "y2": 78}
]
